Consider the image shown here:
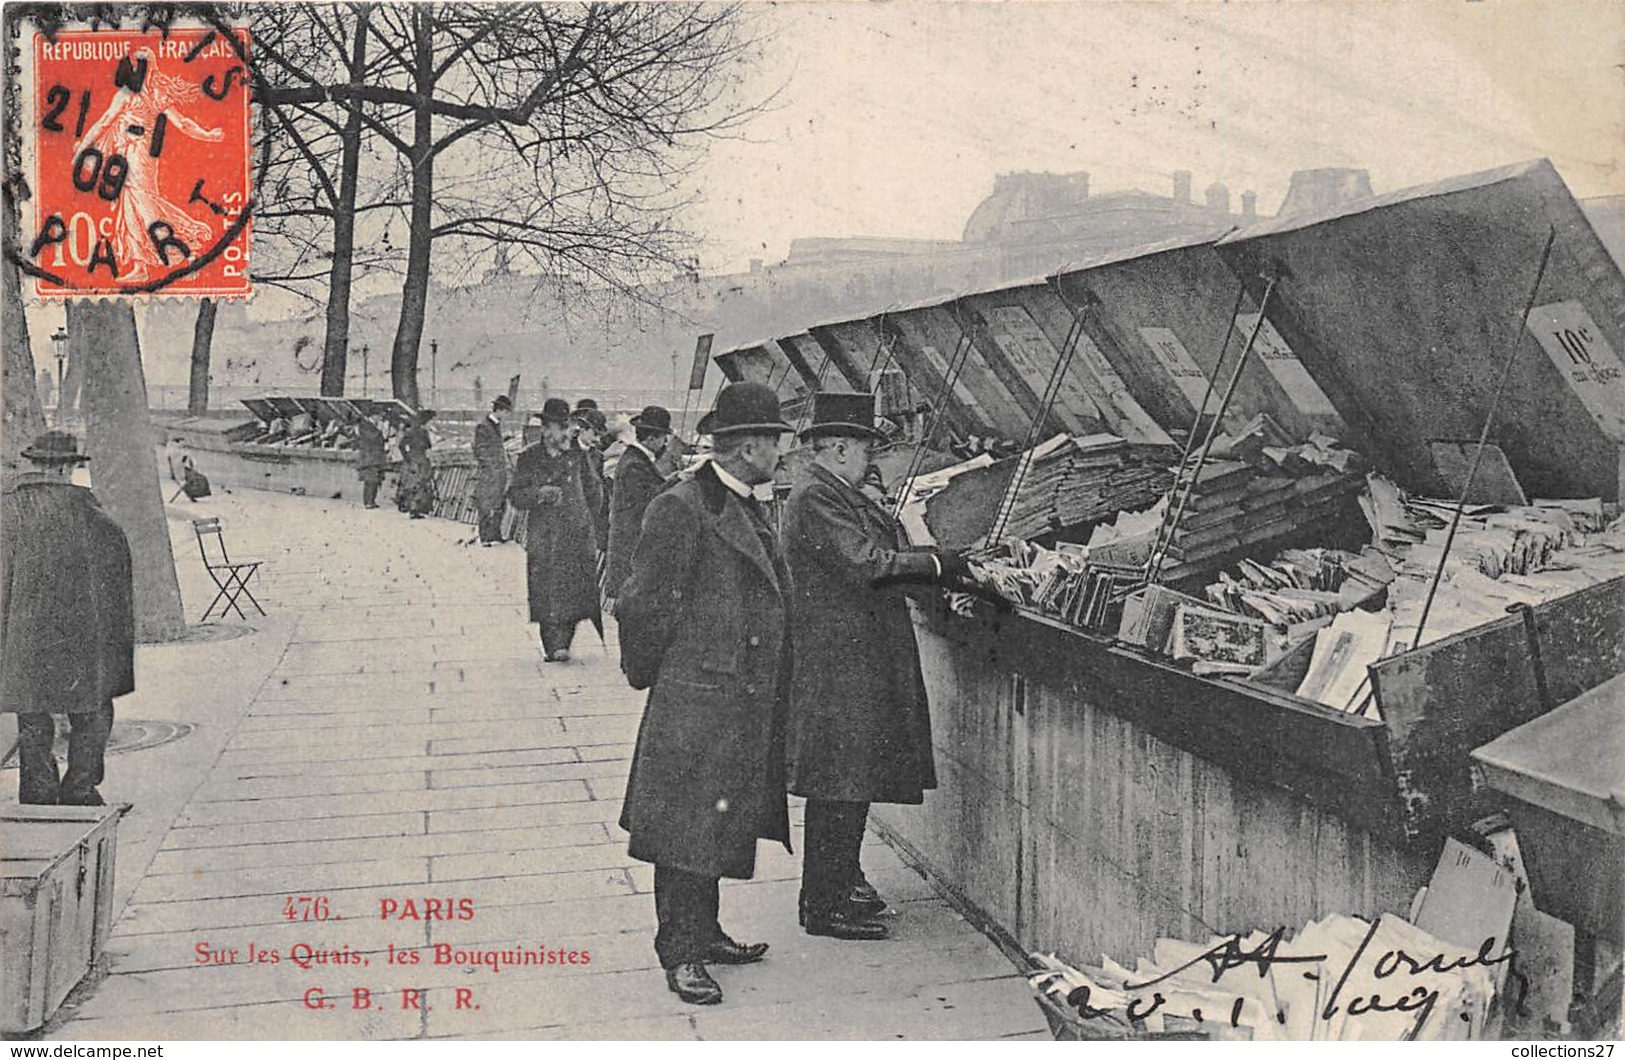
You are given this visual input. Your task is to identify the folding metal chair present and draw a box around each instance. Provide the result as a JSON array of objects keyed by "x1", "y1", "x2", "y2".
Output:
[{"x1": 192, "y1": 517, "x2": 266, "y2": 620}]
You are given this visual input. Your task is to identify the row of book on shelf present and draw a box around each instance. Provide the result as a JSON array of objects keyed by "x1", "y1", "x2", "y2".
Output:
[{"x1": 899, "y1": 420, "x2": 1624, "y2": 719}]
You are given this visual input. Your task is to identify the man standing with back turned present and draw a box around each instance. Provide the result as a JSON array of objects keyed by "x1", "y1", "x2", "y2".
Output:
[
  {"x1": 1, "y1": 431, "x2": 135, "y2": 806},
  {"x1": 603, "y1": 404, "x2": 673, "y2": 609},
  {"x1": 616, "y1": 382, "x2": 793, "y2": 1005},
  {"x1": 781, "y1": 392, "x2": 969, "y2": 940},
  {"x1": 472, "y1": 395, "x2": 512, "y2": 544}
]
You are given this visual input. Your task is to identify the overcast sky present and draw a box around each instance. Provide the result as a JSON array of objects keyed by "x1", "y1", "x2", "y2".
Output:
[{"x1": 683, "y1": 0, "x2": 1625, "y2": 273}]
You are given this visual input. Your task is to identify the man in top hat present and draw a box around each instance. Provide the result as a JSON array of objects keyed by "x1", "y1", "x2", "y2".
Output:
[
  {"x1": 472, "y1": 395, "x2": 513, "y2": 544},
  {"x1": 603, "y1": 405, "x2": 673, "y2": 609},
  {"x1": 780, "y1": 392, "x2": 970, "y2": 940},
  {"x1": 507, "y1": 398, "x2": 604, "y2": 661},
  {"x1": 616, "y1": 382, "x2": 793, "y2": 1005},
  {"x1": 1, "y1": 431, "x2": 135, "y2": 805}
]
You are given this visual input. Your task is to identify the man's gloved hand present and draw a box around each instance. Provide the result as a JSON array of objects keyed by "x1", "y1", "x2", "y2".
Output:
[
  {"x1": 536, "y1": 485, "x2": 564, "y2": 505},
  {"x1": 936, "y1": 549, "x2": 973, "y2": 586}
]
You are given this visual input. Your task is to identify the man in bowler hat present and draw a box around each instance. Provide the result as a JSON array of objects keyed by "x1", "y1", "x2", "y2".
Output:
[
  {"x1": 508, "y1": 398, "x2": 604, "y2": 661},
  {"x1": 781, "y1": 392, "x2": 969, "y2": 940},
  {"x1": 472, "y1": 395, "x2": 513, "y2": 544},
  {"x1": 616, "y1": 382, "x2": 793, "y2": 1004},
  {"x1": 603, "y1": 405, "x2": 673, "y2": 609},
  {"x1": 1, "y1": 431, "x2": 135, "y2": 805}
]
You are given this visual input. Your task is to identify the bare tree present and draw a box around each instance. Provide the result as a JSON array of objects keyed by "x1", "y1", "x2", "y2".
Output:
[
  {"x1": 254, "y1": 2, "x2": 406, "y2": 395},
  {"x1": 265, "y1": 3, "x2": 765, "y2": 406},
  {"x1": 187, "y1": 298, "x2": 217, "y2": 414}
]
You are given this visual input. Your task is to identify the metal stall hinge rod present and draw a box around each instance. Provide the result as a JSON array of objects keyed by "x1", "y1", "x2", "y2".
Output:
[
  {"x1": 1411, "y1": 226, "x2": 1557, "y2": 650},
  {"x1": 1146, "y1": 269, "x2": 1280, "y2": 584}
]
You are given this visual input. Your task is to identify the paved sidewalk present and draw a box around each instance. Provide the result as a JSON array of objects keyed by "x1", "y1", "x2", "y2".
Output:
[{"x1": 45, "y1": 488, "x2": 1047, "y2": 1041}]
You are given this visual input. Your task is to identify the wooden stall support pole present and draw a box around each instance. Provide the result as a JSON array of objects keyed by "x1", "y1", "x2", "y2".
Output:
[
  {"x1": 866, "y1": 307, "x2": 901, "y2": 380},
  {"x1": 1173, "y1": 282, "x2": 1248, "y2": 495},
  {"x1": 891, "y1": 313, "x2": 976, "y2": 520},
  {"x1": 981, "y1": 294, "x2": 1098, "y2": 549},
  {"x1": 1146, "y1": 272, "x2": 1278, "y2": 584},
  {"x1": 987, "y1": 297, "x2": 1089, "y2": 547},
  {"x1": 792, "y1": 348, "x2": 838, "y2": 437},
  {"x1": 1411, "y1": 227, "x2": 1557, "y2": 650}
]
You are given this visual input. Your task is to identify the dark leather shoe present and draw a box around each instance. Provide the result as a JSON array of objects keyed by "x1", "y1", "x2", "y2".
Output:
[
  {"x1": 665, "y1": 962, "x2": 723, "y2": 1004},
  {"x1": 847, "y1": 882, "x2": 888, "y2": 915},
  {"x1": 804, "y1": 907, "x2": 889, "y2": 941},
  {"x1": 705, "y1": 933, "x2": 768, "y2": 965}
]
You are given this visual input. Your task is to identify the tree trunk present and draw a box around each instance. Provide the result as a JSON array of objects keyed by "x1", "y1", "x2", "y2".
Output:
[
  {"x1": 389, "y1": 6, "x2": 434, "y2": 408},
  {"x1": 188, "y1": 297, "x2": 217, "y2": 415},
  {"x1": 320, "y1": 8, "x2": 370, "y2": 397},
  {"x1": 72, "y1": 300, "x2": 187, "y2": 642},
  {"x1": 2, "y1": 196, "x2": 46, "y2": 474},
  {"x1": 62, "y1": 336, "x2": 86, "y2": 414}
]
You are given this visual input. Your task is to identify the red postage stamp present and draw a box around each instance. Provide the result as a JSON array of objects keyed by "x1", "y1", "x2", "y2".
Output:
[{"x1": 26, "y1": 25, "x2": 253, "y2": 298}]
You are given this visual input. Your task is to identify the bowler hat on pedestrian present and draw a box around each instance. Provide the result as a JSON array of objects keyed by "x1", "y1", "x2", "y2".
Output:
[
  {"x1": 573, "y1": 398, "x2": 599, "y2": 412},
  {"x1": 538, "y1": 397, "x2": 572, "y2": 426},
  {"x1": 629, "y1": 405, "x2": 672, "y2": 434},
  {"x1": 799, "y1": 392, "x2": 887, "y2": 442},
  {"x1": 695, "y1": 382, "x2": 793, "y2": 437},
  {"x1": 570, "y1": 407, "x2": 607, "y2": 432},
  {"x1": 492, "y1": 395, "x2": 513, "y2": 413},
  {"x1": 21, "y1": 430, "x2": 90, "y2": 464}
]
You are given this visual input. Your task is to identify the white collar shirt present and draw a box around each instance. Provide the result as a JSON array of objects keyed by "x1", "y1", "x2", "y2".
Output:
[{"x1": 711, "y1": 460, "x2": 753, "y2": 499}]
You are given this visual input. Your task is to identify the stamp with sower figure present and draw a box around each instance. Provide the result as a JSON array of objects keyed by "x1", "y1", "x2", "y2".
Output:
[{"x1": 25, "y1": 21, "x2": 252, "y2": 298}]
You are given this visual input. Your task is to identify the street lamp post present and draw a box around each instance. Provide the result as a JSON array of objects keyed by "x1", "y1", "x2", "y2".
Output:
[
  {"x1": 430, "y1": 339, "x2": 438, "y2": 410},
  {"x1": 50, "y1": 326, "x2": 68, "y2": 426},
  {"x1": 360, "y1": 344, "x2": 370, "y2": 398}
]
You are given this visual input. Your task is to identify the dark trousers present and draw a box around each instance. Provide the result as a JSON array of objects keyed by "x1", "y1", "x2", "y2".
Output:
[
  {"x1": 800, "y1": 799, "x2": 869, "y2": 913},
  {"x1": 362, "y1": 478, "x2": 380, "y2": 507},
  {"x1": 539, "y1": 620, "x2": 578, "y2": 656},
  {"x1": 653, "y1": 865, "x2": 720, "y2": 968},
  {"x1": 477, "y1": 506, "x2": 504, "y2": 543},
  {"x1": 16, "y1": 701, "x2": 114, "y2": 805}
]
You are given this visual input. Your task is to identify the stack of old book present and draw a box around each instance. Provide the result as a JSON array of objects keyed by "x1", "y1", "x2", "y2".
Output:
[
  {"x1": 1156, "y1": 441, "x2": 1367, "y2": 583},
  {"x1": 924, "y1": 433, "x2": 1174, "y2": 551}
]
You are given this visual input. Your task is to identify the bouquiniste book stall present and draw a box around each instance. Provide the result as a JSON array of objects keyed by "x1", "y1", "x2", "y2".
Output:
[{"x1": 738, "y1": 159, "x2": 1624, "y2": 1040}]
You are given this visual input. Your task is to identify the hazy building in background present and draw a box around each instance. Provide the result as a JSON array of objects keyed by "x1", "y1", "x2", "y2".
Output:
[{"x1": 107, "y1": 165, "x2": 1625, "y2": 412}]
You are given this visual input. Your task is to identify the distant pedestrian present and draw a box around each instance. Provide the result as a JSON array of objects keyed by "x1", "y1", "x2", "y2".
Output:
[
  {"x1": 604, "y1": 405, "x2": 673, "y2": 609},
  {"x1": 354, "y1": 414, "x2": 388, "y2": 509},
  {"x1": 616, "y1": 382, "x2": 792, "y2": 1006},
  {"x1": 473, "y1": 395, "x2": 513, "y2": 544},
  {"x1": 396, "y1": 411, "x2": 435, "y2": 518},
  {"x1": 508, "y1": 399, "x2": 604, "y2": 662},
  {"x1": 178, "y1": 455, "x2": 211, "y2": 501},
  {"x1": 570, "y1": 405, "x2": 611, "y2": 557},
  {"x1": 1, "y1": 431, "x2": 134, "y2": 806}
]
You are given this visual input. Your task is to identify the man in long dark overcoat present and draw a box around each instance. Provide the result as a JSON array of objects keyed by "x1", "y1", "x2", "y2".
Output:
[
  {"x1": 781, "y1": 392, "x2": 968, "y2": 940},
  {"x1": 472, "y1": 395, "x2": 512, "y2": 544},
  {"x1": 603, "y1": 404, "x2": 672, "y2": 607},
  {"x1": 1, "y1": 431, "x2": 135, "y2": 805},
  {"x1": 508, "y1": 398, "x2": 603, "y2": 661},
  {"x1": 353, "y1": 414, "x2": 388, "y2": 508},
  {"x1": 616, "y1": 382, "x2": 793, "y2": 1005}
]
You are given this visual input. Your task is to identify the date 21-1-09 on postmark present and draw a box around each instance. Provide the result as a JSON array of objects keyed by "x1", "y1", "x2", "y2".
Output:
[{"x1": 23, "y1": 21, "x2": 252, "y2": 298}]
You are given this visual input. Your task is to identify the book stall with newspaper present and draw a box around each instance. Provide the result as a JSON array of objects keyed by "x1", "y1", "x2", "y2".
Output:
[{"x1": 746, "y1": 159, "x2": 1624, "y2": 1040}]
